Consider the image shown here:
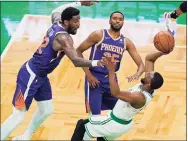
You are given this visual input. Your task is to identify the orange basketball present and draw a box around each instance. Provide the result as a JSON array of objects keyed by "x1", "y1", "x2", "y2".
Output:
[{"x1": 153, "y1": 31, "x2": 175, "y2": 53}]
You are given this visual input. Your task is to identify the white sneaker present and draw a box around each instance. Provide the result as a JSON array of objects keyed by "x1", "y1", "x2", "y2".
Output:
[
  {"x1": 164, "y1": 12, "x2": 176, "y2": 36},
  {"x1": 12, "y1": 135, "x2": 29, "y2": 140}
]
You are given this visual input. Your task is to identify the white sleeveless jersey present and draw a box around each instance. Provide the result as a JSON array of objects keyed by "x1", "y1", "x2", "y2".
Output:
[{"x1": 112, "y1": 83, "x2": 155, "y2": 121}]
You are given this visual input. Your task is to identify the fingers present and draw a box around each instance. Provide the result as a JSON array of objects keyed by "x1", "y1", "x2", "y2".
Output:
[
  {"x1": 126, "y1": 75, "x2": 139, "y2": 83},
  {"x1": 89, "y1": 80, "x2": 100, "y2": 88}
]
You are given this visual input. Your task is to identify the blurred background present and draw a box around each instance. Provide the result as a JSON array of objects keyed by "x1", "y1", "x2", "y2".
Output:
[{"x1": 1, "y1": 1, "x2": 186, "y2": 54}]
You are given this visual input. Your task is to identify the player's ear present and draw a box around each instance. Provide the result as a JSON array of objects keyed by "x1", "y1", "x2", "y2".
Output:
[
  {"x1": 109, "y1": 19, "x2": 111, "y2": 24},
  {"x1": 64, "y1": 20, "x2": 69, "y2": 27},
  {"x1": 147, "y1": 83, "x2": 151, "y2": 88}
]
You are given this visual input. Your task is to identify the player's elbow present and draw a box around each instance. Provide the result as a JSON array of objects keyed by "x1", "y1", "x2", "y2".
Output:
[
  {"x1": 145, "y1": 54, "x2": 156, "y2": 62},
  {"x1": 111, "y1": 91, "x2": 121, "y2": 98},
  {"x1": 76, "y1": 48, "x2": 84, "y2": 55}
]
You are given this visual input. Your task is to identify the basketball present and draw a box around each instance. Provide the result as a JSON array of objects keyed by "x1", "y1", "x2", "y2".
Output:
[{"x1": 153, "y1": 31, "x2": 175, "y2": 53}]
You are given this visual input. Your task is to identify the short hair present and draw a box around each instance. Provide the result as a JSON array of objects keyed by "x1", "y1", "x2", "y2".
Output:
[
  {"x1": 150, "y1": 72, "x2": 164, "y2": 89},
  {"x1": 61, "y1": 7, "x2": 80, "y2": 23},
  {"x1": 110, "y1": 11, "x2": 124, "y2": 19}
]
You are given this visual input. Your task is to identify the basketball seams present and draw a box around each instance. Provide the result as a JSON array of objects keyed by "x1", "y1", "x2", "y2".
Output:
[
  {"x1": 156, "y1": 32, "x2": 163, "y2": 51},
  {"x1": 154, "y1": 31, "x2": 175, "y2": 53},
  {"x1": 158, "y1": 31, "x2": 168, "y2": 53},
  {"x1": 163, "y1": 32, "x2": 170, "y2": 53}
]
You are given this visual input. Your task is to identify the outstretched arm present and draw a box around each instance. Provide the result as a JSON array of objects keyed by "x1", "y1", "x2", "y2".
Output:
[
  {"x1": 104, "y1": 56, "x2": 146, "y2": 109},
  {"x1": 53, "y1": 33, "x2": 103, "y2": 67},
  {"x1": 126, "y1": 38, "x2": 145, "y2": 82},
  {"x1": 51, "y1": 1, "x2": 98, "y2": 24},
  {"x1": 145, "y1": 51, "x2": 164, "y2": 72}
]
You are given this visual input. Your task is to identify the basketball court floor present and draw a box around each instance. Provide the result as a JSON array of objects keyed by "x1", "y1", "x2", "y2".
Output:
[{"x1": 1, "y1": 15, "x2": 186, "y2": 140}]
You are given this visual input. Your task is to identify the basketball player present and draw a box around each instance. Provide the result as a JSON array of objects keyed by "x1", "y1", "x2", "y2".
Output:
[
  {"x1": 1, "y1": 1, "x2": 102, "y2": 140},
  {"x1": 164, "y1": 1, "x2": 187, "y2": 35},
  {"x1": 71, "y1": 50, "x2": 165, "y2": 141},
  {"x1": 76, "y1": 11, "x2": 145, "y2": 116}
]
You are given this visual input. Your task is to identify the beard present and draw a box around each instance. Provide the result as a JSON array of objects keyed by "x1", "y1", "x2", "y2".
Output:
[
  {"x1": 110, "y1": 24, "x2": 122, "y2": 32},
  {"x1": 67, "y1": 27, "x2": 77, "y2": 35},
  {"x1": 141, "y1": 78, "x2": 145, "y2": 84}
]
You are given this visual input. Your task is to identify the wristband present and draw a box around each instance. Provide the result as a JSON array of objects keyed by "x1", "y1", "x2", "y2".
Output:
[{"x1": 91, "y1": 60, "x2": 99, "y2": 67}]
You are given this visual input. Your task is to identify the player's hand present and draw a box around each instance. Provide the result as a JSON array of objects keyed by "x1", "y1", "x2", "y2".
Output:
[
  {"x1": 80, "y1": 0, "x2": 98, "y2": 6},
  {"x1": 103, "y1": 56, "x2": 116, "y2": 72},
  {"x1": 126, "y1": 73, "x2": 139, "y2": 83},
  {"x1": 97, "y1": 59, "x2": 106, "y2": 67},
  {"x1": 87, "y1": 74, "x2": 100, "y2": 88}
]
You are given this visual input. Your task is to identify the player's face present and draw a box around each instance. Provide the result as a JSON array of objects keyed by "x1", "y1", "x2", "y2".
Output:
[
  {"x1": 68, "y1": 15, "x2": 80, "y2": 35},
  {"x1": 109, "y1": 13, "x2": 124, "y2": 32},
  {"x1": 141, "y1": 72, "x2": 155, "y2": 86}
]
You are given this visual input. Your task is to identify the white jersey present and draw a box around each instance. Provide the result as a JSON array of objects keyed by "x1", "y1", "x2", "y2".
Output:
[{"x1": 112, "y1": 83, "x2": 155, "y2": 121}]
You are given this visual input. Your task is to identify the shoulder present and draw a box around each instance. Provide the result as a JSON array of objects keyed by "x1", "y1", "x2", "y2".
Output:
[
  {"x1": 86, "y1": 29, "x2": 103, "y2": 43},
  {"x1": 55, "y1": 33, "x2": 73, "y2": 45},
  {"x1": 131, "y1": 91, "x2": 146, "y2": 102},
  {"x1": 90, "y1": 29, "x2": 103, "y2": 39}
]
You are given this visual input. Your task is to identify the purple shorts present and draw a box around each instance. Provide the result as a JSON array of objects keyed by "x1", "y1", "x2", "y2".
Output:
[
  {"x1": 85, "y1": 72, "x2": 118, "y2": 115},
  {"x1": 12, "y1": 62, "x2": 52, "y2": 110}
]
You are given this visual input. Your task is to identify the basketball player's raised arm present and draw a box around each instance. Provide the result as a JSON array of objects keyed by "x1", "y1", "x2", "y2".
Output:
[
  {"x1": 145, "y1": 51, "x2": 164, "y2": 72},
  {"x1": 51, "y1": 1, "x2": 98, "y2": 24},
  {"x1": 76, "y1": 30, "x2": 102, "y2": 75},
  {"x1": 54, "y1": 33, "x2": 104, "y2": 67},
  {"x1": 126, "y1": 38, "x2": 145, "y2": 82},
  {"x1": 104, "y1": 57, "x2": 146, "y2": 108}
]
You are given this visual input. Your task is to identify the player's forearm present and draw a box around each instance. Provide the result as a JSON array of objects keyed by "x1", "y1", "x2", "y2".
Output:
[
  {"x1": 145, "y1": 52, "x2": 163, "y2": 62},
  {"x1": 109, "y1": 71, "x2": 134, "y2": 102},
  {"x1": 108, "y1": 70, "x2": 121, "y2": 97},
  {"x1": 136, "y1": 62, "x2": 145, "y2": 77},
  {"x1": 72, "y1": 57, "x2": 92, "y2": 67},
  {"x1": 72, "y1": 57, "x2": 100, "y2": 68},
  {"x1": 52, "y1": 1, "x2": 81, "y2": 14},
  {"x1": 76, "y1": 49, "x2": 93, "y2": 76}
]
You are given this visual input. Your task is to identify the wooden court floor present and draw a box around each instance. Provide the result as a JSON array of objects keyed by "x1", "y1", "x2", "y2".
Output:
[{"x1": 1, "y1": 16, "x2": 186, "y2": 140}]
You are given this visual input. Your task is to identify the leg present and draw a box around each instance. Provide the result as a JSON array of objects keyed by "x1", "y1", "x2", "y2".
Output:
[
  {"x1": 22, "y1": 77, "x2": 53, "y2": 140},
  {"x1": 1, "y1": 107, "x2": 26, "y2": 140},
  {"x1": 85, "y1": 78, "x2": 102, "y2": 115},
  {"x1": 22, "y1": 100, "x2": 53, "y2": 139},
  {"x1": 101, "y1": 84, "x2": 118, "y2": 111},
  {"x1": 72, "y1": 117, "x2": 109, "y2": 141},
  {"x1": 71, "y1": 119, "x2": 89, "y2": 141},
  {"x1": 102, "y1": 92, "x2": 118, "y2": 111},
  {"x1": 1, "y1": 63, "x2": 38, "y2": 140},
  {"x1": 84, "y1": 115, "x2": 133, "y2": 141},
  {"x1": 97, "y1": 137, "x2": 106, "y2": 141},
  {"x1": 83, "y1": 115, "x2": 113, "y2": 140},
  {"x1": 170, "y1": 1, "x2": 187, "y2": 19},
  {"x1": 164, "y1": 1, "x2": 187, "y2": 35}
]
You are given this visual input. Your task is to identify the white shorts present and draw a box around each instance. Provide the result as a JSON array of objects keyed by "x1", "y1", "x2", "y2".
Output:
[{"x1": 85, "y1": 111, "x2": 133, "y2": 140}]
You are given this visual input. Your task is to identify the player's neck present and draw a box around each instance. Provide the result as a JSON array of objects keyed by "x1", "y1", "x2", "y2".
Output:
[
  {"x1": 61, "y1": 24, "x2": 68, "y2": 32},
  {"x1": 108, "y1": 29, "x2": 120, "y2": 39},
  {"x1": 140, "y1": 85, "x2": 153, "y2": 94}
]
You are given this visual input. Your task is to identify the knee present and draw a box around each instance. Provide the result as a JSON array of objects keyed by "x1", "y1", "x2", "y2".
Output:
[
  {"x1": 43, "y1": 105, "x2": 53, "y2": 117},
  {"x1": 38, "y1": 100, "x2": 53, "y2": 118},
  {"x1": 12, "y1": 107, "x2": 26, "y2": 123}
]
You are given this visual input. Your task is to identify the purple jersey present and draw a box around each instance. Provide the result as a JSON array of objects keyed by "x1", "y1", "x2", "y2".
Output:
[
  {"x1": 89, "y1": 29, "x2": 126, "y2": 75},
  {"x1": 29, "y1": 22, "x2": 66, "y2": 77}
]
